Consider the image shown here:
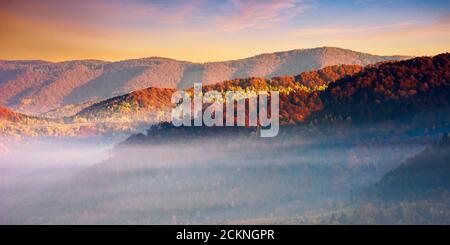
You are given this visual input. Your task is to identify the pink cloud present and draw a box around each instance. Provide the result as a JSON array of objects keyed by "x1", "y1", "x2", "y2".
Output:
[
  {"x1": 1, "y1": 0, "x2": 310, "y2": 32},
  {"x1": 97, "y1": 1, "x2": 201, "y2": 25},
  {"x1": 220, "y1": 0, "x2": 310, "y2": 31},
  {"x1": 0, "y1": 0, "x2": 202, "y2": 27}
]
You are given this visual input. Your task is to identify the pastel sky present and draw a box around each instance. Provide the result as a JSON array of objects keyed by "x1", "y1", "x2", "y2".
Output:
[{"x1": 0, "y1": 0, "x2": 449, "y2": 62}]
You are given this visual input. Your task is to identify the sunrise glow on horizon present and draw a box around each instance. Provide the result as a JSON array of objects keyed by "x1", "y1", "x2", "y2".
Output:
[{"x1": 0, "y1": 0, "x2": 449, "y2": 62}]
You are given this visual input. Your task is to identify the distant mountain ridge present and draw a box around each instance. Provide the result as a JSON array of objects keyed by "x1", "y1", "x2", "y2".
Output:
[{"x1": 0, "y1": 47, "x2": 408, "y2": 115}]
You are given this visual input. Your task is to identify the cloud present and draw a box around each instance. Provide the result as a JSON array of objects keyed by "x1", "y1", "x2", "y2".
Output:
[
  {"x1": 100, "y1": 0, "x2": 201, "y2": 25},
  {"x1": 218, "y1": 0, "x2": 311, "y2": 30},
  {"x1": 0, "y1": 0, "x2": 202, "y2": 27},
  {"x1": 289, "y1": 15, "x2": 450, "y2": 39},
  {"x1": 366, "y1": 14, "x2": 450, "y2": 40},
  {"x1": 1, "y1": 0, "x2": 311, "y2": 32}
]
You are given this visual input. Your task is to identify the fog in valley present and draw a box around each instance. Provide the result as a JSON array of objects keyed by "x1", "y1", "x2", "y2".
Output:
[{"x1": 0, "y1": 127, "x2": 436, "y2": 224}]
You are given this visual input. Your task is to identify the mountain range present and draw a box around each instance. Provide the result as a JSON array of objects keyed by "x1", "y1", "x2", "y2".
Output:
[
  {"x1": 1, "y1": 53, "x2": 448, "y2": 138},
  {"x1": 73, "y1": 64, "x2": 363, "y2": 123},
  {"x1": 125, "y1": 53, "x2": 449, "y2": 142},
  {"x1": 0, "y1": 63, "x2": 364, "y2": 137},
  {"x1": 0, "y1": 47, "x2": 408, "y2": 115},
  {"x1": 2, "y1": 48, "x2": 448, "y2": 225}
]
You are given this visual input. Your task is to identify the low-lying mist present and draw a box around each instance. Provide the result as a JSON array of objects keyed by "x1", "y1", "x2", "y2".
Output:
[
  {"x1": 0, "y1": 125, "x2": 434, "y2": 224},
  {"x1": 0, "y1": 137, "x2": 118, "y2": 220}
]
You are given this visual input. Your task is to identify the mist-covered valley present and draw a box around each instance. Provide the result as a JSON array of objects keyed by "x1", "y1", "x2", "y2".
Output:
[
  {"x1": 1, "y1": 52, "x2": 449, "y2": 225},
  {"x1": 0, "y1": 125, "x2": 439, "y2": 225}
]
